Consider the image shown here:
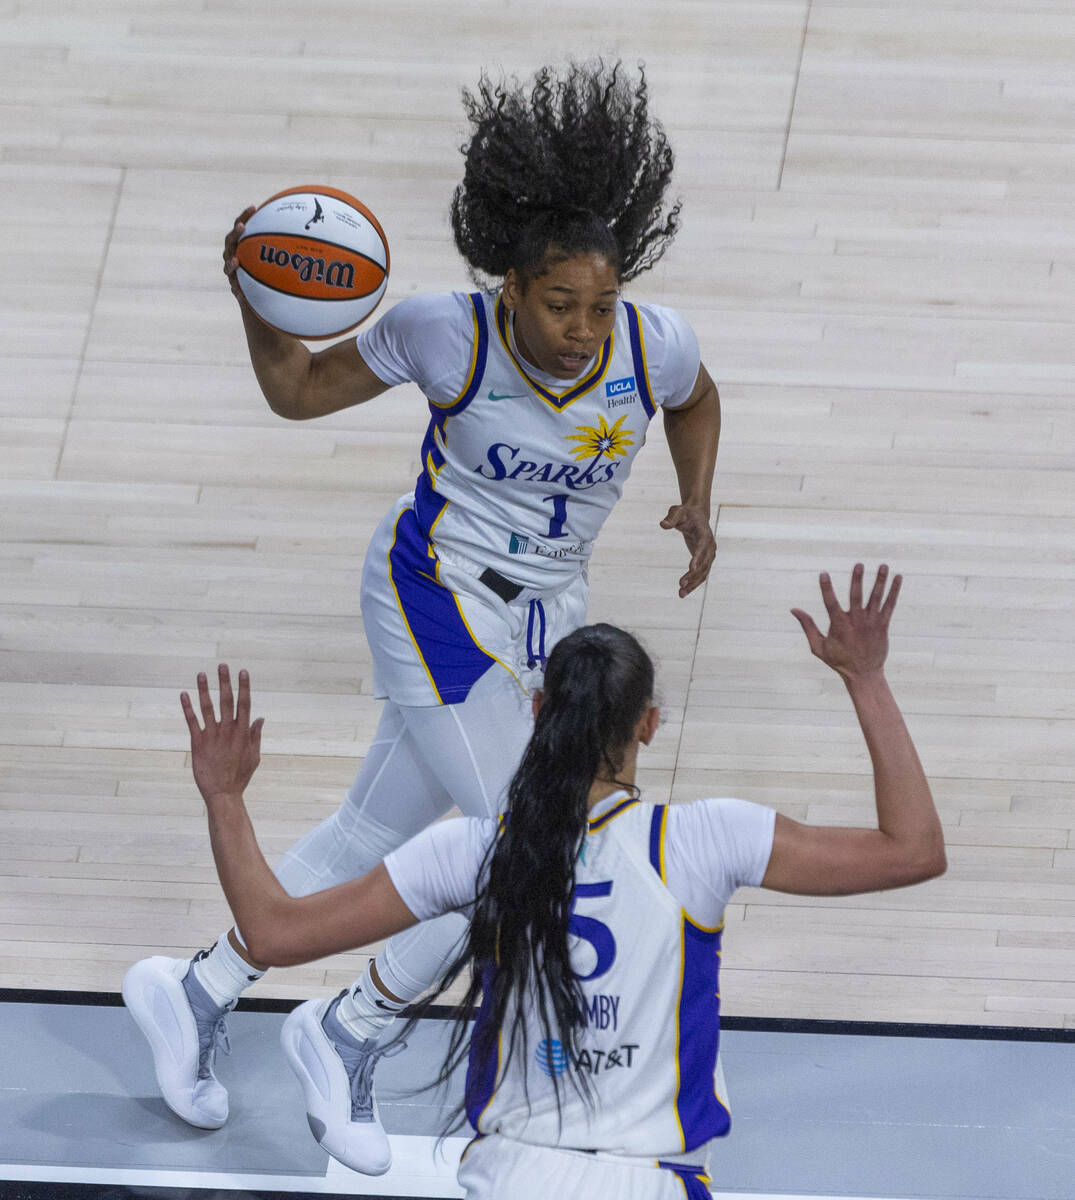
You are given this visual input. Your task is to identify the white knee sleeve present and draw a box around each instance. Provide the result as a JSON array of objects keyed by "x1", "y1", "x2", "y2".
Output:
[
  {"x1": 400, "y1": 666, "x2": 533, "y2": 819},
  {"x1": 377, "y1": 911, "x2": 470, "y2": 1002},
  {"x1": 273, "y1": 701, "x2": 453, "y2": 896},
  {"x1": 273, "y1": 807, "x2": 416, "y2": 896}
]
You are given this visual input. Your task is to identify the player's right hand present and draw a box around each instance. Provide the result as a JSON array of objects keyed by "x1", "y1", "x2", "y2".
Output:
[
  {"x1": 223, "y1": 206, "x2": 257, "y2": 302},
  {"x1": 790, "y1": 563, "x2": 901, "y2": 682},
  {"x1": 181, "y1": 664, "x2": 264, "y2": 805}
]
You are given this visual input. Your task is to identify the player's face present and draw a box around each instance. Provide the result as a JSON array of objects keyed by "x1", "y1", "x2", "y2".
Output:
[{"x1": 503, "y1": 252, "x2": 620, "y2": 380}]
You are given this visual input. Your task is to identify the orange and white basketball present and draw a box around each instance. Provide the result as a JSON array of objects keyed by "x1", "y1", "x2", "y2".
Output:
[{"x1": 235, "y1": 186, "x2": 390, "y2": 339}]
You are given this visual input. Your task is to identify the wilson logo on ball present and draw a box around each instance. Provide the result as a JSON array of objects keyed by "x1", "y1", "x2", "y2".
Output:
[
  {"x1": 236, "y1": 185, "x2": 390, "y2": 339},
  {"x1": 245, "y1": 237, "x2": 377, "y2": 298}
]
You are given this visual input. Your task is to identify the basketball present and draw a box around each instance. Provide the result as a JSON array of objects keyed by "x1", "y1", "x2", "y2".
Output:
[{"x1": 235, "y1": 186, "x2": 390, "y2": 339}]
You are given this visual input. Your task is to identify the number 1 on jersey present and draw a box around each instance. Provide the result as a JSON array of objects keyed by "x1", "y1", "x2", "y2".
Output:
[{"x1": 543, "y1": 493, "x2": 569, "y2": 539}]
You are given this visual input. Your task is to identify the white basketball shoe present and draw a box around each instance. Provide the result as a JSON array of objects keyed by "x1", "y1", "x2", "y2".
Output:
[
  {"x1": 122, "y1": 955, "x2": 234, "y2": 1129},
  {"x1": 281, "y1": 992, "x2": 405, "y2": 1175}
]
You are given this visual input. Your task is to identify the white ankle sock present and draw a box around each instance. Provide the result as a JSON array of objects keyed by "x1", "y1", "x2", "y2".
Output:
[
  {"x1": 335, "y1": 963, "x2": 407, "y2": 1042},
  {"x1": 190, "y1": 932, "x2": 263, "y2": 1008}
]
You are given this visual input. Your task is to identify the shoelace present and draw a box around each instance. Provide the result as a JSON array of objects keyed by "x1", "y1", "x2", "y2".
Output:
[
  {"x1": 195, "y1": 1009, "x2": 232, "y2": 1081},
  {"x1": 336, "y1": 1037, "x2": 408, "y2": 1122},
  {"x1": 183, "y1": 979, "x2": 235, "y2": 1082}
]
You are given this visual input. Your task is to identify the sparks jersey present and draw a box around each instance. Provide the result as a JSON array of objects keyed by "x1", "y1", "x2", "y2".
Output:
[
  {"x1": 466, "y1": 798, "x2": 729, "y2": 1158},
  {"x1": 357, "y1": 291, "x2": 701, "y2": 593}
]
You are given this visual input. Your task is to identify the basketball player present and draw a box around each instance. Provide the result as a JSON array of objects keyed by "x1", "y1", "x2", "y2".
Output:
[
  {"x1": 176, "y1": 565, "x2": 945, "y2": 1197},
  {"x1": 123, "y1": 61, "x2": 721, "y2": 1171}
]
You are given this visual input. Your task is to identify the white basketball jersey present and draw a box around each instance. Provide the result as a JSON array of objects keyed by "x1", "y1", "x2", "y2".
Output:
[
  {"x1": 411, "y1": 292, "x2": 692, "y2": 592},
  {"x1": 465, "y1": 797, "x2": 730, "y2": 1157}
]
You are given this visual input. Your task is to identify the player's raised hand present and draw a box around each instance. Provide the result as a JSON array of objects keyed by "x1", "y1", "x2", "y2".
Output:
[
  {"x1": 791, "y1": 563, "x2": 902, "y2": 681},
  {"x1": 180, "y1": 664, "x2": 264, "y2": 804},
  {"x1": 660, "y1": 503, "x2": 716, "y2": 597},
  {"x1": 222, "y1": 206, "x2": 257, "y2": 301}
]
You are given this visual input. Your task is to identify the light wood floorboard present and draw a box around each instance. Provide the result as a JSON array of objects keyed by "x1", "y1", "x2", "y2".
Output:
[{"x1": 0, "y1": 0, "x2": 1072, "y2": 1028}]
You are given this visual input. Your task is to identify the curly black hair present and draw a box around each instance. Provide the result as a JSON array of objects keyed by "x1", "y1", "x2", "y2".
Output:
[{"x1": 450, "y1": 61, "x2": 681, "y2": 286}]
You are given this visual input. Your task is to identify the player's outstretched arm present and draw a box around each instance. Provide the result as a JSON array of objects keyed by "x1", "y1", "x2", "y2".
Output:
[
  {"x1": 661, "y1": 364, "x2": 720, "y2": 597},
  {"x1": 181, "y1": 666, "x2": 417, "y2": 966},
  {"x1": 761, "y1": 564, "x2": 947, "y2": 896},
  {"x1": 223, "y1": 209, "x2": 391, "y2": 420}
]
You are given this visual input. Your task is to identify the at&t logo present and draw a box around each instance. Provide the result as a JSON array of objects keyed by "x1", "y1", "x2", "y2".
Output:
[{"x1": 535, "y1": 1039, "x2": 569, "y2": 1077}]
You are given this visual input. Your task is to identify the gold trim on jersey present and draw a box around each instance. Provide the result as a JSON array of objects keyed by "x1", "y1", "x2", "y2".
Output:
[
  {"x1": 688, "y1": 912, "x2": 726, "y2": 937},
  {"x1": 494, "y1": 295, "x2": 614, "y2": 411},
  {"x1": 654, "y1": 804, "x2": 669, "y2": 883},
  {"x1": 424, "y1": 424, "x2": 449, "y2": 484},
  {"x1": 631, "y1": 300, "x2": 651, "y2": 382},
  {"x1": 386, "y1": 506, "x2": 523, "y2": 699},
  {"x1": 622, "y1": 301, "x2": 659, "y2": 419},
  {"x1": 587, "y1": 795, "x2": 639, "y2": 832},
  {"x1": 671, "y1": 909, "x2": 730, "y2": 1151},
  {"x1": 452, "y1": 594, "x2": 526, "y2": 694},
  {"x1": 429, "y1": 295, "x2": 483, "y2": 410},
  {"x1": 474, "y1": 1023, "x2": 504, "y2": 1136},
  {"x1": 386, "y1": 509, "x2": 444, "y2": 703},
  {"x1": 672, "y1": 920, "x2": 687, "y2": 1150}
]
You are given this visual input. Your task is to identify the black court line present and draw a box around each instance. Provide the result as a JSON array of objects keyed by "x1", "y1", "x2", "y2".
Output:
[
  {"x1": 0, "y1": 1184, "x2": 438, "y2": 1200},
  {"x1": 2, "y1": 987, "x2": 1072, "y2": 1043}
]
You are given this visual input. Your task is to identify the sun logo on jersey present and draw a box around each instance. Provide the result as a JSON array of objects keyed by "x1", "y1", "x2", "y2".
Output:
[{"x1": 565, "y1": 414, "x2": 634, "y2": 462}]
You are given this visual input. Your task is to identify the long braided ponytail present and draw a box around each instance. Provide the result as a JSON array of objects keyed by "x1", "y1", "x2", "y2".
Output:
[{"x1": 409, "y1": 623, "x2": 655, "y2": 1129}]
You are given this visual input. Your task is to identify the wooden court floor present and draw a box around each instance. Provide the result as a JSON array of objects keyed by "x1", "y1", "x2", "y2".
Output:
[{"x1": 0, "y1": 0, "x2": 1073, "y2": 1029}]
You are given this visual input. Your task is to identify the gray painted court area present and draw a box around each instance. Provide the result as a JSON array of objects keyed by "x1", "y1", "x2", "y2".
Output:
[
  {"x1": 717, "y1": 1029, "x2": 1075, "y2": 1199},
  {"x1": 1, "y1": 1000, "x2": 1073, "y2": 1198}
]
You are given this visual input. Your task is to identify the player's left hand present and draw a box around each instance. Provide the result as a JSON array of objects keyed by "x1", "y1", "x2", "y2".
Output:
[
  {"x1": 660, "y1": 503, "x2": 716, "y2": 597},
  {"x1": 223, "y1": 206, "x2": 257, "y2": 303},
  {"x1": 181, "y1": 664, "x2": 264, "y2": 805}
]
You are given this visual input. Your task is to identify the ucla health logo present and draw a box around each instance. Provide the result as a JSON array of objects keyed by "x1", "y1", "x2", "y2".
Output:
[{"x1": 606, "y1": 376, "x2": 636, "y2": 408}]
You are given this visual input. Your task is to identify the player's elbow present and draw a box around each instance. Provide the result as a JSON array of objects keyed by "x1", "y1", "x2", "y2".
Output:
[
  {"x1": 240, "y1": 918, "x2": 309, "y2": 969},
  {"x1": 923, "y1": 841, "x2": 947, "y2": 881},
  {"x1": 264, "y1": 388, "x2": 314, "y2": 421},
  {"x1": 897, "y1": 836, "x2": 947, "y2": 887},
  {"x1": 239, "y1": 926, "x2": 276, "y2": 968},
  {"x1": 859, "y1": 831, "x2": 947, "y2": 893},
  {"x1": 262, "y1": 362, "x2": 323, "y2": 421},
  {"x1": 257, "y1": 944, "x2": 309, "y2": 969},
  {"x1": 243, "y1": 937, "x2": 304, "y2": 969}
]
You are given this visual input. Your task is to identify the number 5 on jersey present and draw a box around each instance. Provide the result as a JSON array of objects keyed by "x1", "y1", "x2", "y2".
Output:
[{"x1": 568, "y1": 881, "x2": 615, "y2": 981}]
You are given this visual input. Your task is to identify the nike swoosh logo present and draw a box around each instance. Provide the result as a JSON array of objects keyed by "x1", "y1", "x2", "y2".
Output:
[
  {"x1": 355, "y1": 984, "x2": 397, "y2": 1012},
  {"x1": 487, "y1": 389, "x2": 527, "y2": 401}
]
